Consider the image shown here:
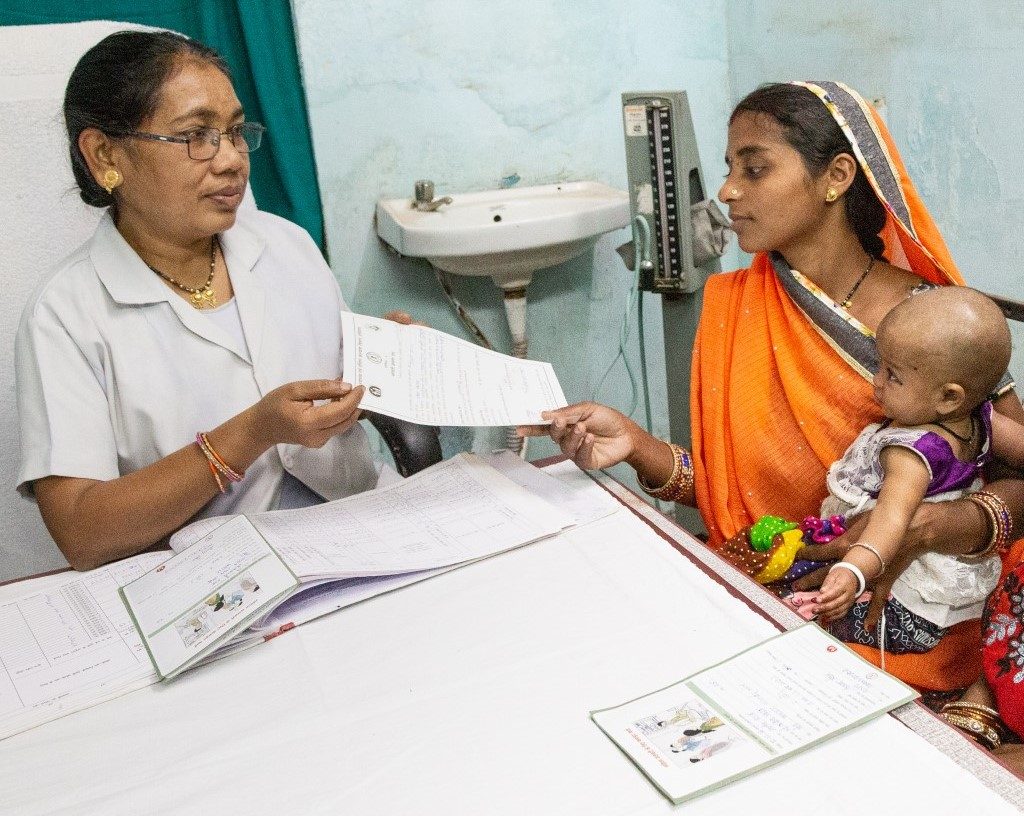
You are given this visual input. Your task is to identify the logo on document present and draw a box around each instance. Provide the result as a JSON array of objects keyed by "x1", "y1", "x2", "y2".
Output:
[
  {"x1": 367, "y1": 352, "x2": 382, "y2": 364},
  {"x1": 369, "y1": 386, "x2": 382, "y2": 397}
]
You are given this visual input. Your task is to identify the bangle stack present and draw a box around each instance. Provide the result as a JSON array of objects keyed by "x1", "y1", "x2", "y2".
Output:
[
  {"x1": 963, "y1": 491, "x2": 1013, "y2": 560},
  {"x1": 196, "y1": 432, "x2": 244, "y2": 494},
  {"x1": 940, "y1": 701, "x2": 1008, "y2": 751},
  {"x1": 637, "y1": 444, "x2": 694, "y2": 504}
]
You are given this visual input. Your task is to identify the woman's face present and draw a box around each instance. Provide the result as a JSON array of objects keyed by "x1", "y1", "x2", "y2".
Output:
[
  {"x1": 112, "y1": 58, "x2": 249, "y2": 245},
  {"x1": 719, "y1": 112, "x2": 829, "y2": 256}
]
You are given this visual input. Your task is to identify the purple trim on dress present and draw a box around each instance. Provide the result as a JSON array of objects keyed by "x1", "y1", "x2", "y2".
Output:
[{"x1": 885, "y1": 401, "x2": 992, "y2": 498}]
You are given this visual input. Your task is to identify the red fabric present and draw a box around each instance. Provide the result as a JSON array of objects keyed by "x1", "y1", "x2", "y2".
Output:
[{"x1": 982, "y1": 562, "x2": 1024, "y2": 737}]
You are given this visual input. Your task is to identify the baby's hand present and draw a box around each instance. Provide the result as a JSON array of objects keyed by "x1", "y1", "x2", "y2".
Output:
[
  {"x1": 815, "y1": 568, "x2": 859, "y2": 623},
  {"x1": 786, "y1": 591, "x2": 822, "y2": 621}
]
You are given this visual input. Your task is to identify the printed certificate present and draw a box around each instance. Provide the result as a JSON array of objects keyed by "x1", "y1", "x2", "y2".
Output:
[{"x1": 341, "y1": 313, "x2": 567, "y2": 426}]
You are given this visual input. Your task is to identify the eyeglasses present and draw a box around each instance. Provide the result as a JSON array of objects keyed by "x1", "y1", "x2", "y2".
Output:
[{"x1": 118, "y1": 122, "x2": 266, "y2": 161}]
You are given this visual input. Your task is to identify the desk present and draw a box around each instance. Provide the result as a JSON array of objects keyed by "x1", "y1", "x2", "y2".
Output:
[{"x1": 2, "y1": 461, "x2": 1023, "y2": 815}]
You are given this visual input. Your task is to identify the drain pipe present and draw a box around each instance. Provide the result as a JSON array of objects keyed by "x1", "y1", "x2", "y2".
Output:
[{"x1": 502, "y1": 286, "x2": 529, "y2": 457}]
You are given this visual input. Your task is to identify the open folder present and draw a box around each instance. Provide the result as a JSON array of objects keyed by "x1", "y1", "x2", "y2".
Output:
[
  {"x1": 591, "y1": 624, "x2": 918, "y2": 805},
  {"x1": 1, "y1": 454, "x2": 611, "y2": 739},
  {"x1": 120, "y1": 454, "x2": 574, "y2": 679}
]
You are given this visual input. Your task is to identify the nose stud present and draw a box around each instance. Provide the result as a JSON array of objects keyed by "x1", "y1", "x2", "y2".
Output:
[{"x1": 729, "y1": 188, "x2": 740, "y2": 197}]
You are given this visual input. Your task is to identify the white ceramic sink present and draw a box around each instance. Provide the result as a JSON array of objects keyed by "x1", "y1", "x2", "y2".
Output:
[{"x1": 375, "y1": 181, "x2": 629, "y2": 289}]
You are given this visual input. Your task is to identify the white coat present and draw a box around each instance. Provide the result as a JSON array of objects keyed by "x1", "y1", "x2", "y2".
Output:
[{"x1": 15, "y1": 208, "x2": 377, "y2": 519}]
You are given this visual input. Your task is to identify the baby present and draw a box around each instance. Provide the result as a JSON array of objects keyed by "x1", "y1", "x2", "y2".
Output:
[{"x1": 798, "y1": 287, "x2": 1024, "y2": 653}]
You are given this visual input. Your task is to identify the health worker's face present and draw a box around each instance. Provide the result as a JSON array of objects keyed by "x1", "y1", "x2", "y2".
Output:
[{"x1": 113, "y1": 58, "x2": 249, "y2": 244}]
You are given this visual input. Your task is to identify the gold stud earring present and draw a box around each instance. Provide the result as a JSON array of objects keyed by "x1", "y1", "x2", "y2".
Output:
[
  {"x1": 825, "y1": 187, "x2": 839, "y2": 203},
  {"x1": 102, "y1": 169, "x2": 122, "y2": 194}
]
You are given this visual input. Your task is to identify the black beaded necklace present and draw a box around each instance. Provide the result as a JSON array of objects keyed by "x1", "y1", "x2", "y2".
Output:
[
  {"x1": 840, "y1": 256, "x2": 875, "y2": 309},
  {"x1": 932, "y1": 415, "x2": 976, "y2": 445},
  {"x1": 145, "y1": 236, "x2": 219, "y2": 309}
]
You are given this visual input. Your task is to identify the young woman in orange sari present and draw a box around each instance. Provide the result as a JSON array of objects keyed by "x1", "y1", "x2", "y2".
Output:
[{"x1": 522, "y1": 81, "x2": 1024, "y2": 691}]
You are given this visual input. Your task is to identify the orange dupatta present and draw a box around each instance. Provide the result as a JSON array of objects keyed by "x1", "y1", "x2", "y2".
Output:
[{"x1": 690, "y1": 82, "x2": 974, "y2": 690}]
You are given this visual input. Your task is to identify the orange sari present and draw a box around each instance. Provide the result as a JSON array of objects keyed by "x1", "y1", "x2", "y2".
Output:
[{"x1": 690, "y1": 81, "x2": 978, "y2": 691}]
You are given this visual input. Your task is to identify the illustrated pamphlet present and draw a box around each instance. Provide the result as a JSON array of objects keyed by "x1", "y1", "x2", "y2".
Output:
[
  {"x1": 591, "y1": 624, "x2": 918, "y2": 804},
  {"x1": 124, "y1": 453, "x2": 573, "y2": 679}
]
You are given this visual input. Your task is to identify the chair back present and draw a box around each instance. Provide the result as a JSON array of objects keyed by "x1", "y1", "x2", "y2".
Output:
[{"x1": 0, "y1": 21, "x2": 151, "y2": 580}]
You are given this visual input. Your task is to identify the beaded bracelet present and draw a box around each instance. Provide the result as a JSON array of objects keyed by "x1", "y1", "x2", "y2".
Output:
[
  {"x1": 196, "y1": 432, "x2": 244, "y2": 493},
  {"x1": 962, "y1": 491, "x2": 1013, "y2": 560},
  {"x1": 637, "y1": 444, "x2": 694, "y2": 504}
]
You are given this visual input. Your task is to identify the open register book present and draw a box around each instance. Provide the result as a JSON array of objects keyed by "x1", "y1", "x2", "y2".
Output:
[
  {"x1": 591, "y1": 624, "x2": 918, "y2": 805},
  {"x1": 121, "y1": 453, "x2": 574, "y2": 679},
  {"x1": 1, "y1": 453, "x2": 618, "y2": 738}
]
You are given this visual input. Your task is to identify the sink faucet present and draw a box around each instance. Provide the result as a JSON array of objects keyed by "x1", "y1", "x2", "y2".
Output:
[{"x1": 413, "y1": 180, "x2": 452, "y2": 212}]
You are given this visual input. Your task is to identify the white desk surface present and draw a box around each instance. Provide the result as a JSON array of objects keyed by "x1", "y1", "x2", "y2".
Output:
[{"x1": 2, "y1": 462, "x2": 1023, "y2": 815}]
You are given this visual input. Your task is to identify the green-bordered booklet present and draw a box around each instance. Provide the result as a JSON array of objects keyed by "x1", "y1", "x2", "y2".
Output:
[
  {"x1": 120, "y1": 516, "x2": 299, "y2": 680},
  {"x1": 590, "y1": 624, "x2": 918, "y2": 805}
]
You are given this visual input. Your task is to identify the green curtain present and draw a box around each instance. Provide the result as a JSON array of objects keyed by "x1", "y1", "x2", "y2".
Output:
[{"x1": 1, "y1": 0, "x2": 326, "y2": 253}]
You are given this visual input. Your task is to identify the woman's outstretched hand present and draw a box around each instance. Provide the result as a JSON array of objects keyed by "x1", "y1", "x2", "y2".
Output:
[
  {"x1": 254, "y1": 379, "x2": 365, "y2": 449},
  {"x1": 517, "y1": 402, "x2": 639, "y2": 470}
]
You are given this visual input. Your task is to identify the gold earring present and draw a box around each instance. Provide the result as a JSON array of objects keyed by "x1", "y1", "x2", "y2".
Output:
[
  {"x1": 825, "y1": 187, "x2": 839, "y2": 203},
  {"x1": 102, "y1": 169, "x2": 122, "y2": 194}
]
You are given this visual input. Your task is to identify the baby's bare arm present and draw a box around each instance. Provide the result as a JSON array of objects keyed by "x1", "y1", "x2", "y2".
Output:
[{"x1": 853, "y1": 445, "x2": 932, "y2": 569}]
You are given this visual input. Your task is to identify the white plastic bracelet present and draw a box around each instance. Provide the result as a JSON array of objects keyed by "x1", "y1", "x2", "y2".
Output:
[
  {"x1": 828, "y1": 561, "x2": 866, "y2": 598},
  {"x1": 846, "y1": 541, "x2": 886, "y2": 577}
]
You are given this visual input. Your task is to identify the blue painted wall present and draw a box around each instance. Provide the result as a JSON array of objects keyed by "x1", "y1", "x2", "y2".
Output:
[
  {"x1": 726, "y1": 1, "x2": 1024, "y2": 379},
  {"x1": 296, "y1": 2, "x2": 1022, "y2": 469},
  {"x1": 293, "y1": 0, "x2": 733, "y2": 464}
]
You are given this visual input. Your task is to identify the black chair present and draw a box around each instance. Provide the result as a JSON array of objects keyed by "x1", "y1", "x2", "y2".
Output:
[{"x1": 364, "y1": 413, "x2": 442, "y2": 477}]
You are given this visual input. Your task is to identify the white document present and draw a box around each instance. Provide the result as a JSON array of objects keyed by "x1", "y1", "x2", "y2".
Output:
[
  {"x1": 120, "y1": 516, "x2": 299, "y2": 680},
  {"x1": 0, "y1": 552, "x2": 169, "y2": 739},
  {"x1": 341, "y1": 312, "x2": 567, "y2": 426},
  {"x1": 484, "y1": 452, "x2": 621, "y2": 527},
  {"x1": 255, "y1": 454, "x2": 573, "y2": 578},
  {"x1": 157, "y1": 455, "x2": 573, "y2": 664},
  {"x1": 591, "y1": 624, "x2": 917, "y2": 805}
]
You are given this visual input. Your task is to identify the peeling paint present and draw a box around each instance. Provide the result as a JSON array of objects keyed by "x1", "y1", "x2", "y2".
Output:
[{"x1": 295, "y1": 0, "x2": 732, "y2": 458}]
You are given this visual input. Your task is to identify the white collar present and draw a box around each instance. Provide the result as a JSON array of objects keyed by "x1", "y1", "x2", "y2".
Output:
[
  {"x1": 90, "y1": 210, "x2": 265, "y2": 306},
  {"x1": 89, "y1": 210, "x2": 268, "y2": 365}
]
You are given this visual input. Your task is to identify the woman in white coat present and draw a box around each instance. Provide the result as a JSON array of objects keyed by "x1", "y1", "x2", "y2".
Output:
[{"x1": 16, "y1": 30, "x2": 382, "y2": 570}]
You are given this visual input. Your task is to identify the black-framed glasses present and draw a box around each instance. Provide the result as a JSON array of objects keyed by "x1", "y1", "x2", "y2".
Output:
[{"x1": 119, "y1": 122, "x2": 266, "y2": 160}]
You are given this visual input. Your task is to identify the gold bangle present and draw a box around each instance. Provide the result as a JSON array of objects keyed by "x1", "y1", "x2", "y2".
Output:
[
  {"x1": 941, "y1": 702, "x2": 1009, "y2": 741},
  {"x1": 638, "y1": 444, "x2": 694, "y2": 504},
  {"x1": 942, "y1": 701, "x2": 1001, "y2": 720},
  {"x1": 962, "y1": 491, "x2": 1012, "y2": 560},
  {"x1": 942, "y1": 711, "x2": 1002, "y2": 750}
]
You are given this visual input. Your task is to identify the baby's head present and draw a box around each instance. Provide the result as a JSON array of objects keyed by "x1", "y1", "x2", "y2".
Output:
[{"x1": 873, "y1": 287, "x2": 1011, "y2": 425}]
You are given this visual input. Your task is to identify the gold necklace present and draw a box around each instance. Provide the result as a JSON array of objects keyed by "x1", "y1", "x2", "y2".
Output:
[
  {"x1": 145, "y1": 237, "x2": 219, "y2": 309},
  {"x1": 840, "y1": 256, "x2": 875, "y2": 309}
]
